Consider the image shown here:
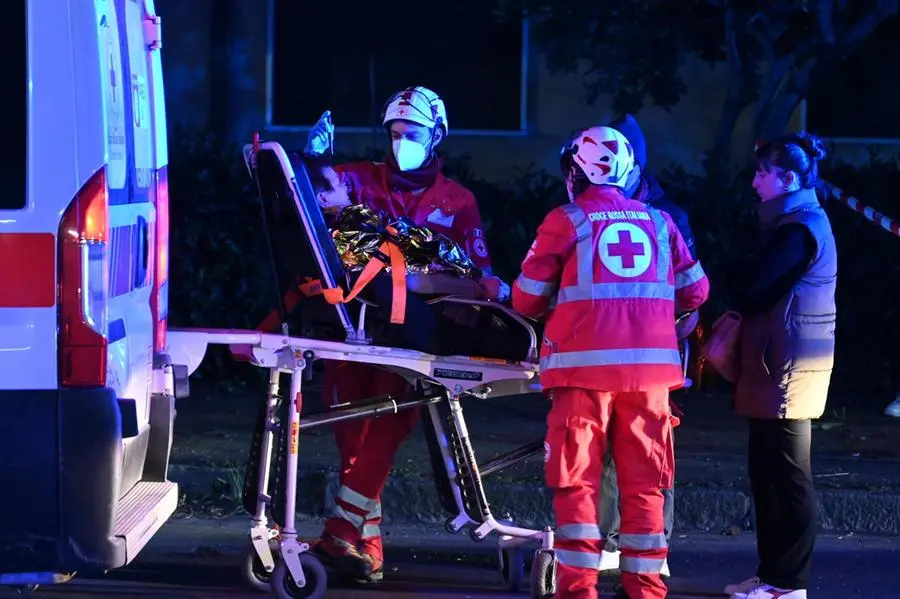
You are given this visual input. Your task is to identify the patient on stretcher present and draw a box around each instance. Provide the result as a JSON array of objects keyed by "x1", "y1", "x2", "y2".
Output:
[{"x1": 280, "y1": 153, "x2": 537, "y2": 361}]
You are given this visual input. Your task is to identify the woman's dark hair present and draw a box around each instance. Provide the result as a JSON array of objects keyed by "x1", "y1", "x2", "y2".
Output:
[
  {"x1": 755, "y1": 131, "x2": 828, "y2": 189},
  {"x1": 291, "y1": 152, "x2": 334, "y2": 195}
]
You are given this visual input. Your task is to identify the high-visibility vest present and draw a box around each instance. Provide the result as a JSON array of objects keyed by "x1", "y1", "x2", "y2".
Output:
[{"x1": 512, "y1": 185, "x2": 710, "y2": 391}]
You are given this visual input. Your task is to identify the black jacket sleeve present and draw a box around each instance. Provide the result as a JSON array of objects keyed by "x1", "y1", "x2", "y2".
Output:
[{"x1": 732, "y1": 223, "x2": 816, "y2": 316}]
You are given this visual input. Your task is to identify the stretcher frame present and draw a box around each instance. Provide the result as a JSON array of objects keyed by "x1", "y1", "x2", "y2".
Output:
[
  {"x1": 166, "y1": 327, "x2": 553, "y2": 597},
  {"x1": 165, "y1": 139, "x2": 560, "y2": 598}
]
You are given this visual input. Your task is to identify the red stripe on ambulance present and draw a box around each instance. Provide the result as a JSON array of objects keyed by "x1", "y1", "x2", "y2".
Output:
[{"x1": 0, "y1": 233, "x2": 56, "y2": 307}]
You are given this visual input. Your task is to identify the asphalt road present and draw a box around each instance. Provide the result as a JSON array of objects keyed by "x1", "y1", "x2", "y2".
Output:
[{"x1": 0, "y1": 520, "x2": 895, "y2": 598}]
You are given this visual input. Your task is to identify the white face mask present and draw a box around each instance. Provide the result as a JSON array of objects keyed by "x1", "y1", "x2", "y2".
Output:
[{"x1": 392, "y1": 139, "x2": 428, "y2": 172}]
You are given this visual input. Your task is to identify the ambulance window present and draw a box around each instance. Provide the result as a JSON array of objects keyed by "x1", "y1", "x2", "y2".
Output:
[{"x1": 1, "y1": 0, "x2": 26, "y2": 210}]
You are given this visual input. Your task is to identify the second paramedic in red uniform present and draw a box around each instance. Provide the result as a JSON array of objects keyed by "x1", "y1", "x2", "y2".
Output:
[
  {"x1": 512, "y1": 126, "x2": 709, "y2": 599},
  {"x1": 303, "y1": 86, "x2": 506, "y2": 582}
]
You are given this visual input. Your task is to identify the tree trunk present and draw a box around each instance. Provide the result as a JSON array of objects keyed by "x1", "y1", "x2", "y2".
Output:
[
  {"x1": 708, "y1": 1, "x2": 747, "y2": 180},
  {"x1": 756, "y1": 92, "x2": 803, "y2": 141},
  {"x1": 754, "y1": 60, "x2": 817, "y2": 140},
  {"x1": 709, "y1": 76, "x2": 746, "y2": 180}
]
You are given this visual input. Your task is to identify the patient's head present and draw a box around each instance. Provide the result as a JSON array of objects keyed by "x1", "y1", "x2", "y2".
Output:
[{"x1": 295, "y1": 153, "x2": 351, "y2": 214}]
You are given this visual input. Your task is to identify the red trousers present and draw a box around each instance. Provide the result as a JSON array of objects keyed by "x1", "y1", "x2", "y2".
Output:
[
  {"x1": 321, "y1": 361, "x2": 418, "y2": 561},
  {"x1": 545, "y1": 387, "x2": 674, "y2": 599}
]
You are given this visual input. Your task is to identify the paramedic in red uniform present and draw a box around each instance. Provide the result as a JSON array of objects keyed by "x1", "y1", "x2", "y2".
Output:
[
  {"x1": 302, "y1": 85, "x2": 507, "y2": 582},
  {"x1": 511, "y1": 126, "x2": 709, "y2": 599}
]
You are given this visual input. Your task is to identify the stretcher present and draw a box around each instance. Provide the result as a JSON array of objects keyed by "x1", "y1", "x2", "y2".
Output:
[{"x1": 165, "y1": 140, "x2": 558, "y2": 599}]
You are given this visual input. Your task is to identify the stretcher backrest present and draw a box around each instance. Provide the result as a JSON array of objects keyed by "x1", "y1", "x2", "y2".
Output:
[
  {"x1": 245, "y1": 143, "x2": 356, "y2": 341},
  {"x1": 242, "y1": 141, "x2": 538, "y2": 361}
]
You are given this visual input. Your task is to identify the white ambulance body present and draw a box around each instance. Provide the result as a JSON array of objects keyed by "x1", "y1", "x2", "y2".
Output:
[{"x1": 0, "y1": 0, "x2": 188, "y2": 583}]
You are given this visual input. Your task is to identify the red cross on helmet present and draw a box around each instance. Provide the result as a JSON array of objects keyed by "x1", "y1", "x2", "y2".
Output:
[
  {"x1": 382, "y1": 86, "x2": 449, "y2": 135},
  {"x1": 560, "y1": 126, "x2": 635, "y2": 188}
]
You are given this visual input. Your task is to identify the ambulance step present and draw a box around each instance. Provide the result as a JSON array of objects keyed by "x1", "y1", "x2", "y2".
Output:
[{"x1": 113, "y1": 480, "x2": 179, "y2": 566}]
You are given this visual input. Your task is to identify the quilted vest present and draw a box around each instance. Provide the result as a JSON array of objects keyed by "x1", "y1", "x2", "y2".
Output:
[{"x1": 734, "y1": 189, "x2": 838, "y2": 419}]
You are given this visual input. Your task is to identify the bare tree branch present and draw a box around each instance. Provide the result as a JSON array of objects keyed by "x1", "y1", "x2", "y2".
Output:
[
  {"x1": 745, "y1": 6, "x2": 791, "y2": 56},
  {"x1": 711, "y1": 0, "x2": 747, "y2": 170},
  {"x1": 510, "y1": 0, "x2": 899, "y2": 171},
  {"x1": 817, "y1": 0, "x2": 837, "y2": 45},
  {"x1": 746, "y1": 25, "x2": 775, "y2": 61},
  {"x1": 754, "y1": 56, "x2": 795, "y2": 124},
  {"x1": 756, "y1": 57, "x2": 819, "y2": 139},
  {"x1": 724, "y1": 0, "x2": 741, "y2": 70},
  {"x1": 838, "y1": 0, "x2": 900, "y2": 54}
]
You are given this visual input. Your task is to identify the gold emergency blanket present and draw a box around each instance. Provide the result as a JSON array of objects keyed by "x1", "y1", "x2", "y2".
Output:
[{"x1": 330, "y1": 205, "x2": 481, "y2": 279}]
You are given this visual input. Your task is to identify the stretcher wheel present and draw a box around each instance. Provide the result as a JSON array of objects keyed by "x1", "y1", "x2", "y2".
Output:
[
  {"x1": 530, "y1": 549, "x2": 557, "y2": 599},
  {"x1": 271, "y1": 553, "x2": 328, "y2": 599},
  {"x1": 242, "y1": 547, "x2": 275, "y2": 592},
  {"x1": 498, "y1": 547, "x2": 526, "y2": 592}
]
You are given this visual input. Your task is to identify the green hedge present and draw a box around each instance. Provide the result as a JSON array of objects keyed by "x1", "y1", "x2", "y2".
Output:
[{"x1": 167, "y1": 128, "x2": 900, "y2": 402}]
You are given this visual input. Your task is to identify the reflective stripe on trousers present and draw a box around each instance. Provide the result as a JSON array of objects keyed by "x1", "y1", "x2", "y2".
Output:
[
  {"x1": 619, "y1": 532, "x2": 668, "y2": 574},
  {"x1": 556, "y1": 522, "x2": 604, "y2": 570},
  {"x1": 337, "y1": 485, "x2": 377, "y2": 512},
  {"x1": 362, "y1": 502, "x2": 381, "y2": 539},
  {"x1": 332, "y1": 485, "x2": 381, "y2": 538}
]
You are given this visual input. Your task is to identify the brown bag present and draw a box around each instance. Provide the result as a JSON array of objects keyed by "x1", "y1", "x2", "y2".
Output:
[{"x1": 700, "y1": 311, "x2": 741, "y2": 383}]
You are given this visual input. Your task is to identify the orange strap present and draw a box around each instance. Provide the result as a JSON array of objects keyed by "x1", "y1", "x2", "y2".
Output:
[
  {"x1": 256, "y1": 277, "x2": 325, "y2": 333},
  {"x1": 321, "y1": 240, "x2": 408, "y2": 324},
  {"x1": 256, "y1": 289, "x2": 302, "y2": 333},
  {"x1": 256, "y1": 240, "x2": 408, "y2": 331}
]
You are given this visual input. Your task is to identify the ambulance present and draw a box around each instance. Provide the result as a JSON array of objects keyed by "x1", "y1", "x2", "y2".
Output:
[{"x1": 0, "y1": 0, "x2": 189, "y2": 586}]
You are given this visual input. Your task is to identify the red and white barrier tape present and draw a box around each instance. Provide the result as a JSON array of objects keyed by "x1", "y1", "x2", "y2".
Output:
[{"x1": 820, "y1": 182, "x2": 900, "y2": 238}]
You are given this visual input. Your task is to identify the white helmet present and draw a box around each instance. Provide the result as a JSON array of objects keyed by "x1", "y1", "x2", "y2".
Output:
[
  {"x1": 382, "y1": 86, "x2": 448, "y2": 135},
  {"x1": 559, "y1": 126, "x2": 635, "y2": 188}
]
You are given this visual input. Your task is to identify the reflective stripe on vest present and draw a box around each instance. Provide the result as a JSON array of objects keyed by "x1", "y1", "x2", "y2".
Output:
[
  {"x1": 540, "y1": 347, "x2": 682, "y2": 370},
  {"x1": 557, "y1": 281, "x2": 674, "y2": 303},
  {"x1": 540, "y1": 204, "x2": 683, "y2": 372},
  {"x1": 649, "y1": 209, "x2": 671, "y2": 283},
  {"x1": 562, "y1": 203, "x2": 594, "y2": 291},
  {"x1": 553, "y1": 205, "x2": 674, "y2": 307}
]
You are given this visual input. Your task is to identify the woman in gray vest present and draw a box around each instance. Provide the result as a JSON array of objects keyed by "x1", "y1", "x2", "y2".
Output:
[{"x1": 724, "y1": 132, "x2": 836, "y2": 599}]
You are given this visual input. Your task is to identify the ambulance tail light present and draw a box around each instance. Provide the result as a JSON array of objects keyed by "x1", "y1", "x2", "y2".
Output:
[
  {"x1": 58, "y1": 167, "x2": 110, "y2": 388},
  {"x1": 151, "y1": 165, "x2": 169, "y2": 353}
]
